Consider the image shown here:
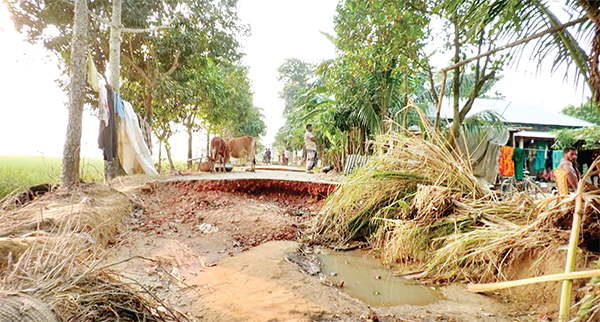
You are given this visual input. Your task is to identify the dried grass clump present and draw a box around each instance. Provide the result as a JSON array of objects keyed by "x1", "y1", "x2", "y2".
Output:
[
  {"x1": 0, "y1": 183, "x2": 131, "y2": 247},
  {"x1": 411, "y1": 184, "x2": 456, "y2": 223},
  {"x1": 0, "y1": 233, "x2": 191, "y2": 322},
  {"x1": 310, "y1": 104, "x2": 600, "y2": 285},
  {"x1": 310, "y1": 127, "x2": 489, "y2": 244}
]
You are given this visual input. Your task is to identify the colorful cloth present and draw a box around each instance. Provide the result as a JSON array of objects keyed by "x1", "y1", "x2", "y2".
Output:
[
  {"x1": 552, "y1": 150, "x2": 563, "y2": 169},
  {"x1": 138, "y1": 115, "x2": 153, "y2": 153},
  {"x1": 512, "y1": 148, "x2": 525, "y2": 180},
  {"x1": 534, "y1": 142, "x2": 546, "y2": 171},
  {"x1": 115, "y1": 93, "x2": 125, "y2": 119},
  {"x1": 499, "y1": 146, "x2": 515, "y2": 176}
]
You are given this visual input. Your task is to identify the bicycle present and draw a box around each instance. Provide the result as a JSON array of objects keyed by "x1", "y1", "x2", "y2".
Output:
[{"x1": 500, "y1": 170, "x2": 543, "y2": 197}]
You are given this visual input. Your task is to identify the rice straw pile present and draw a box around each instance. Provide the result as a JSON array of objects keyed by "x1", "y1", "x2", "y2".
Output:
[
  {"x1": 309, "y1": 105, "x2": 600, "y2": 285},
  {"x1": 0, "y1": 183, "x2": 131, "y2": 247},
  {"x1": 310, "y1": 122, "x2": 489, "y2": 244},
  {"x1": 0, "y1": 182, "x2": 192, "y2": 321},
  {"x1": 0, "y1": 232, "x2": 191, "y2": 321}
]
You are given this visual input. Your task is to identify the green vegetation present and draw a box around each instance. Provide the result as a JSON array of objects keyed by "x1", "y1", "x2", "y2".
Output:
[
  {"x1": 562, "y1": 99, "x2": 600, "y2": 125},
  {"x1": 0, "y1": 155, "x2": 104, "y2": 198}
]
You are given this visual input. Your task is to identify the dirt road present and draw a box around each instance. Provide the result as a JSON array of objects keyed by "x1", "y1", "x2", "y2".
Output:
[{"x1": 108, "y1": 170, "x2": 540, "y2": 322}]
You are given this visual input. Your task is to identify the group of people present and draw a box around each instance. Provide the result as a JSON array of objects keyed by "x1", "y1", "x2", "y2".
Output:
[{"x1": 261, "y1": 124, "x2": 318, "y2": 173}]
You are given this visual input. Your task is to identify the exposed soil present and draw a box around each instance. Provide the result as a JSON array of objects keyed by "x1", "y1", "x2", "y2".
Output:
[{"x1": 104, "y1": 172, "x2": 550, "y2": 322}]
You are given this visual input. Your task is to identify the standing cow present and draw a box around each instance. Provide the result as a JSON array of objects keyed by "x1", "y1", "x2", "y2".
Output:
[
  {"x1": 226, "y1": 136, "x2": 256, "y2": 172},
  {"x1": 210, "y1": 136, "x2": 229, "y2": 172}
]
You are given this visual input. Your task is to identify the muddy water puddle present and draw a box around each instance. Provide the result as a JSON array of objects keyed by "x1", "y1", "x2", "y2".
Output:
[{"x1": 318, "y1": 250, "x2": 440, "y2": 307}]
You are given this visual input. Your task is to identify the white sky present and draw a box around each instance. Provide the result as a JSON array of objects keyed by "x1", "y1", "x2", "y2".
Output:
[{"x1": 0, "y1": 1, "x2": 591, "y2": 159}]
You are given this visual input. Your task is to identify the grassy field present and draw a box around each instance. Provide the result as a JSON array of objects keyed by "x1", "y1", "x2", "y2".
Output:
[{"x1": 0, "y1": 155, "x2": 104, "y2": 198}]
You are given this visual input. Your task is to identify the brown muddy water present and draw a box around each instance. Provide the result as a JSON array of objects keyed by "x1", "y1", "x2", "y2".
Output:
[{"x1": 318, "y1": 250, "x2": 440, "y2": 307}]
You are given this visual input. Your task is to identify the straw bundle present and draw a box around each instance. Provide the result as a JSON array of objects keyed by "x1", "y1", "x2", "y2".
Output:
[
  {"x1": 310, "y1": 129, "x2": 489, "y2": 244},
  {"x1": 0, "y1": 183, "x2": 131, "y2": 247},
  {"x1": 0, "y1": 232, "x2": 191, "y2": 322},
  {"x1": 310, "y1": 105, "x2": 600, "y2": 287},
  {"x1": 0, "y1": 294, "x2": 58, "y2": 322},
  {"x1": 411, "y1": 184, "x2": 455, "y2": 223}
]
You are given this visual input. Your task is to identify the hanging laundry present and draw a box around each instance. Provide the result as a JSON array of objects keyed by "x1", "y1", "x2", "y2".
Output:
[
  {"x1": 499, "y1": 146, "x2": 515, "y2": 176},
  {"x1": 86, "y1": 52, "x2": 99, "y2": 92},
  {"x1": 472, "y1": 141, "x2": 502, "y2": 186},
  {"x1": 98, "y1": 79, "x2": 109, "y2": 125},
  {"x1": 117, "y1": 100, "x2": 158, "y2": 175},
  {"x1": 533, "y1": 142, "x2": 546, "y2": 171},
  {"x1": 552, "y1": 150, "x2": 563, "y2": 169},
  {"x1": 512, "y1": 148, "x2": 525, "y2": 180},
  {"x1": 545, "y1": 149, "x2": 553, "y2": 171},
  {"x1": 98, "y1": 85, "x2": 118, "y2": 161},
  {"x1": 138, "y1": 115, "x2": 153, "y2": 152},
  {"x1": 114, "y1": 93, "x2": 125, "y2": 119}
]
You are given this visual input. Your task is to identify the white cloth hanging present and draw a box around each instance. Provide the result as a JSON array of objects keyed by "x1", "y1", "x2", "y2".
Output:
[{"x1": 118, "y1": 100, "x2": 158, "y2": 175}]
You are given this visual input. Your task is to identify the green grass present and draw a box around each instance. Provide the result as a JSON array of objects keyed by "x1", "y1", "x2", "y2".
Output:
[{"x1": 0, "y1": 155, "x2": 104, "y2": 198}]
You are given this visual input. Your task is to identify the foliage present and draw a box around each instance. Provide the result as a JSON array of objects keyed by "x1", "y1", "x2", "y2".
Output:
[
  {"x1": 332, "y1": 0, "x2": 432, "y2": 132},
  {"x1": 6, "y1": 0, "x2": 264, "y2": 170},
  {"x1": 562, "y1": 98, "x2": 600, "y2": 125},
  {"x1": 277, "y1": 58, "x2": 314, "y2": 115},
  {"x1": 0, "y1": 155, "x2": 103, "y2": 198},
  {"x1": 553, "y1": 125, "x2": 600, "y2": 150}
]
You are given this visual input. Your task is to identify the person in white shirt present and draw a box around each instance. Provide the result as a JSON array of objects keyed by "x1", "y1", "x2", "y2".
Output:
[
  {"x1": 284, "y1": 149, "x2": 290, "y2": 165},
  {"x1": 305, "y1": 124, "x2": 317, "y2": 173}
]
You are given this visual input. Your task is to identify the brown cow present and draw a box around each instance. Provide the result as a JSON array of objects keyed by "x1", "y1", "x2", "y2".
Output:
[
  {"x1": 210, "y1": 136, "x2": 229, "y2": 172},
  {"x1": 225, "y1": 136, "x2": 256, "y2": 172}
]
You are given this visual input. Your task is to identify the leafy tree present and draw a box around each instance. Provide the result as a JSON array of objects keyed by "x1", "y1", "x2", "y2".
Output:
[
  {"x1": 332, "y1": 0, "x2": 432, "y2": 133},
  {"x1": 562, "y1": 99, "x2": 600, "y2": 125},
  {"x1": 277, "y1": 58, "x2": 314, "y2": 115}
]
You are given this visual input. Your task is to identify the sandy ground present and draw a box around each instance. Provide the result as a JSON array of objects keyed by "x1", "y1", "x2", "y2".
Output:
[{"x1": 104, "y1": 172, "x2": 548, "y2": 322}]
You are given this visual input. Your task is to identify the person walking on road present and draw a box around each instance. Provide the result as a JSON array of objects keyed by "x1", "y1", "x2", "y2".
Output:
[{"x1": 305, "y1": 124, "x2": 317, "y2": 173}]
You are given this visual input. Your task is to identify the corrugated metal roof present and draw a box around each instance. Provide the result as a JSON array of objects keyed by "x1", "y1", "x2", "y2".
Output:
[
  {"x1": 433, "y1": 98, "x2": 593, "y2": 128},
  {"x1": 514, "y1": 130, "x2": 556, "y2": 139}
]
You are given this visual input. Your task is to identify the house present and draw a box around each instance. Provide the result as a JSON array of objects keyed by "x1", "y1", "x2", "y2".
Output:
[
  {"x1": 431, "y1": 98, "x2": 593, "y2": 180},
  {"x1": 433, "y1": 98, "x2": 592, "y2": 144}
]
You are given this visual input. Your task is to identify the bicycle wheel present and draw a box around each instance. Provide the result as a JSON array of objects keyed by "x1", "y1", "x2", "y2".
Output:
[
  {"x1": 501, "y1": 179, "x2": 515, "y2": 194},
  {"x1": 523, "y1": 179, "x2": 539, "y2": 197}
]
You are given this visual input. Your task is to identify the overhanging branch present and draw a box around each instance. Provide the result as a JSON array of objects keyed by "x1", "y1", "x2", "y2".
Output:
[{"x1": 441, "y1": 16, "x2": 588, "y2": 73}]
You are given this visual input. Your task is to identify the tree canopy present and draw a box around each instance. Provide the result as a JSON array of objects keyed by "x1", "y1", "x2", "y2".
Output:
[{"x1": 6, "y1": 0, "x2": 265, "y2": 172}]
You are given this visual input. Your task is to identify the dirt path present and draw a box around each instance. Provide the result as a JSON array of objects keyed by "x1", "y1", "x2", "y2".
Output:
[{"x1": 106, "y1": 173, "x2": 541, "y2": 322}]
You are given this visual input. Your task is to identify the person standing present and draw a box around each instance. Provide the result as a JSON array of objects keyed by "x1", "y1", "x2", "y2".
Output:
[
  {"x1": 264, "y1": 148, "x2": 272, "y2": 164},
  {"x1": 305, "y1": 124, "x2": 317, "y2": 173},
  {"x1": 557, "y1": 146, "x2": 581, "y2": 191},
  {"x1": 284, "y1": 149, "x2": 290, "y2": 166}
]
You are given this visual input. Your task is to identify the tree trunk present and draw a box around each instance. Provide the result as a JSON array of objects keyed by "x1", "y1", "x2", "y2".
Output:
[
  {"x1": 157, "y1": 135, "x2": 163, "y2": 174},
  {"x1": 187, "y1": 126, "x2": 193, "y2": 169},
  {"x1": 60, "y1": 0, "x2": 88, "y2": 189},
  {"x1": 144, "y1": 91, "x2": 153, "y2": 122},
  {"x1": 105, "y1": 0, "x2": 125, "y2": 181},
  {"x1": 165, "y1": 142, "x2": 175, "y2": 171},
  {"x1": 450, "y1": 15, "x2": 462, "y2": 146}
]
